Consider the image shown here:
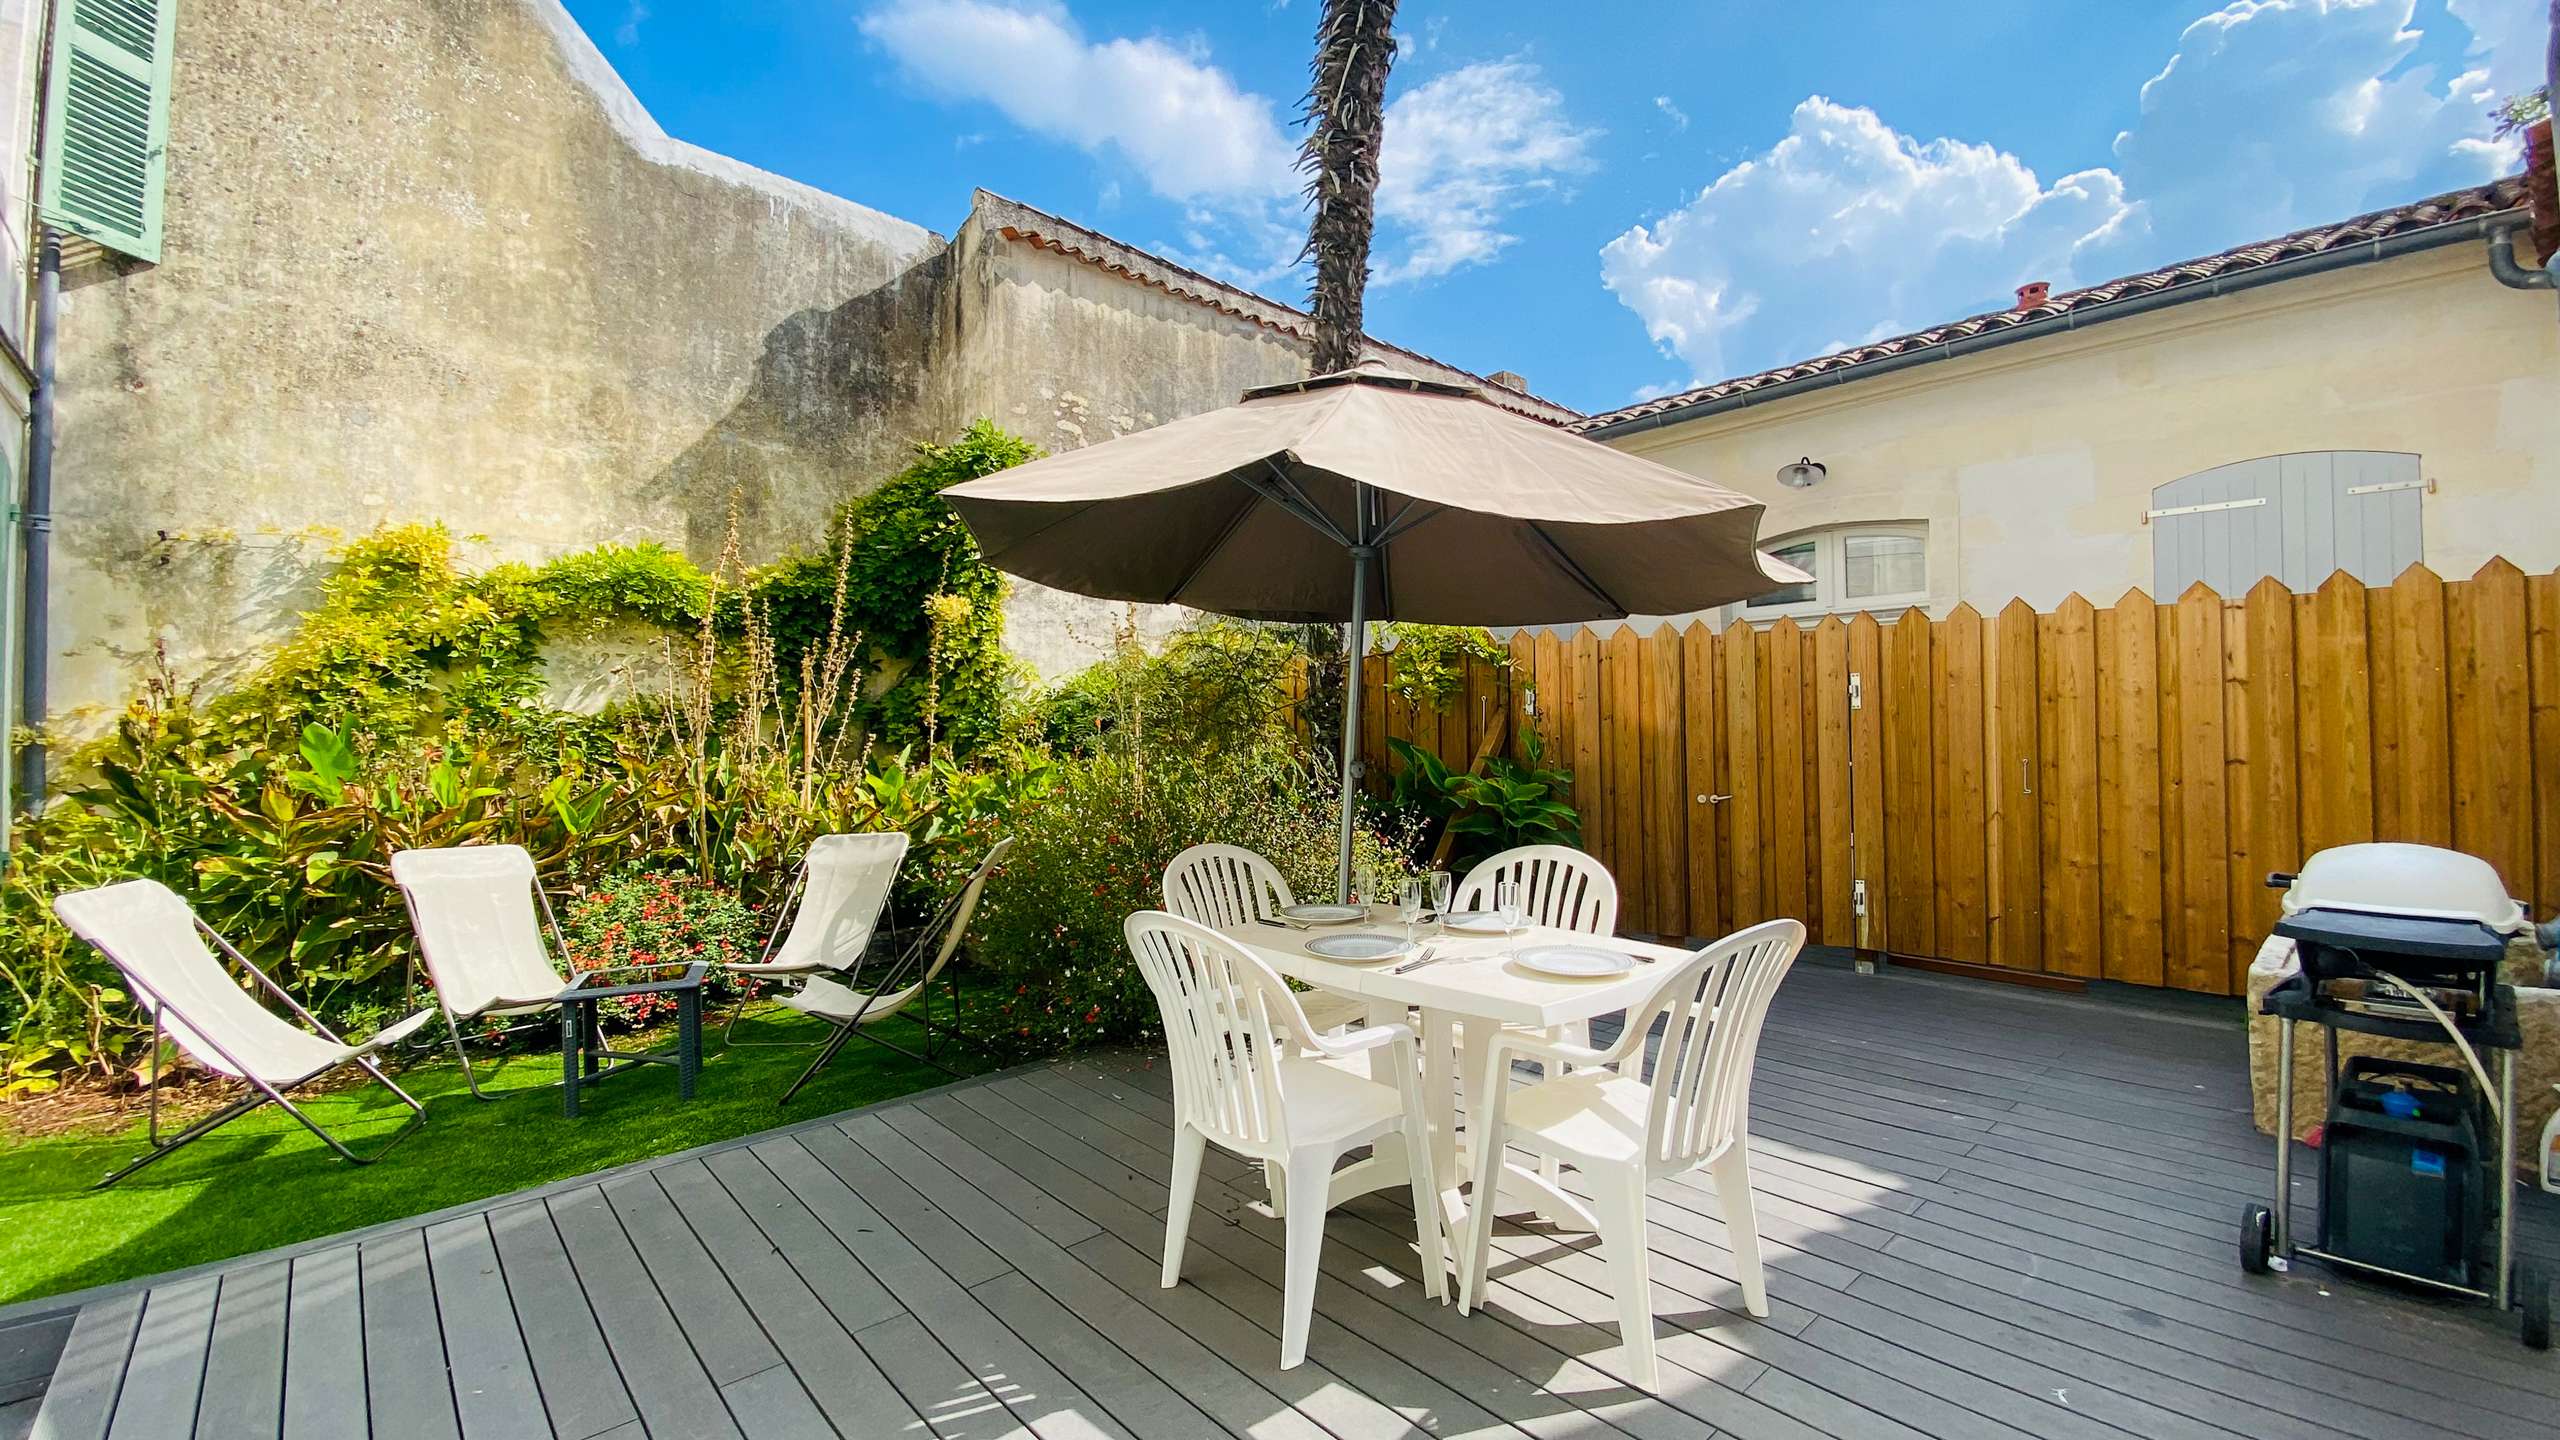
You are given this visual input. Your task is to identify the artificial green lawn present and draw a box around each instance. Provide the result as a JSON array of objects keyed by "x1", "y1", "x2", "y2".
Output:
[{"x1": 0, "y1": 1006, "x2": 987, "y2": 1307}]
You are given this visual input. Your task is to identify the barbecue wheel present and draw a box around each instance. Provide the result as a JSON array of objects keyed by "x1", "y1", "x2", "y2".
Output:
[
  {"x1": 2522, "y1": 1264, "x2": 2550, "y2": 1351},
  {"x1": 2240, "y1": 1205, "x2": 2274, "y2": 1275}
]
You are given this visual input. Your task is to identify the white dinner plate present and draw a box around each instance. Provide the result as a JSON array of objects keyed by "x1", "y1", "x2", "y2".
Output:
[
  {"x1": 1280, "y1": 903, "x2": 1366, "y2": 926},
  {"x1": 1303, "y1": 932, "x2": 1414, "y2": 963},
  {"x1": 1514, "y1": 943, "x2": 1635, "y2": 979},
  {"x1": 1444, "y1": 910, "x2": 1524, "y2": 935}
]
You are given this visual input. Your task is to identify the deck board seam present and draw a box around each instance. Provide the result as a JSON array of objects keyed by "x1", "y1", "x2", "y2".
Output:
[
  {"x1": 1053, "y1": 1052, "x2": 2294, "y2": 1440},
  {"x1": 987, "y1": 1067, "x2": 1833, "y2": 1440},
  {"x1": 812, "y1": 1122, "x2": 1184, "y2": 1440},
  {"x1": 889, "y1": 1103, "x2": 1500, "y2": 1440},
  {"x1": 534, "y1": 1194, "x2": 656, "y2": 1440},
  {"x1": 1048, "y1": 1061, "x2": 2105, "y2": 1440},
  {"x1": 594, "y1": 1177, "x2": 760, "y2": 1437}
]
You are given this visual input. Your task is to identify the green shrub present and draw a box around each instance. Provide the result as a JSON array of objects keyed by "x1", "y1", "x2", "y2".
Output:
[
  {"x1": 1037, "y1": 618, "x2": 1316, "y2": 759},
  {"x1": 757, "y1": 421, "x2": 1034, "y2": 757},
  {"x1": 970, "y1": 742, "x2": 1417, "y2": 1052},
  {"x1": 1375, "y1": 623, "x2": 1510, "y2": 710},
  {"x1": 1, "y1": 421, "x2": 1051, "y2": 1090}
]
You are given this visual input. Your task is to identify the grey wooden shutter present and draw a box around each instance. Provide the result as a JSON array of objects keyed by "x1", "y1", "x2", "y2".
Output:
[
  {"x1": 2150, "y1": 451, "x2": 2422, "y2": 596},
  {"x1": 39, "y1": 0, "x2": 179, "y2": 262}
]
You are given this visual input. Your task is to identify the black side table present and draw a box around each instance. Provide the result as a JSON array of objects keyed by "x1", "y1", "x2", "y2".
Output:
[{"x1": 557, "y1": 962, "x2": 707, "y2": 1117}]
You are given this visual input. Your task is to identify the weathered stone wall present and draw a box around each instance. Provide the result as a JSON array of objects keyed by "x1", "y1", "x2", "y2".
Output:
[
  {"x1": 45, "y1": 0, "x2": 945, "y2": 722},
  {"x1": 37, "y1": 2, "x2": 1560, "y2": 724}
]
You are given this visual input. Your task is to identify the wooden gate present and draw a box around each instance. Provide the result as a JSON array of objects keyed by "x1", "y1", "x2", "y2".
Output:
[{"x1": 1357, "y1": 559, "x2": 2560, "y2": 997}]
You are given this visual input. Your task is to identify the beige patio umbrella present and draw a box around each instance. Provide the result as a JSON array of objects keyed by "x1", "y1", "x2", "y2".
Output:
[{"x1": 944, "y1": 362, "x2": 1806, "y2": 896}]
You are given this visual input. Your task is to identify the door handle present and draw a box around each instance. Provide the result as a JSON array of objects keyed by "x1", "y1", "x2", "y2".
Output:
[{"x1": 1694, "y1": 793, "x2": 1732, "y2": 805}]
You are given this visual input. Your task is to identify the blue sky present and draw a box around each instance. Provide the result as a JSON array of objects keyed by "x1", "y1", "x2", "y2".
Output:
[{"x1": 564, "y1": 0, "x2": 2542, "y2": 415}]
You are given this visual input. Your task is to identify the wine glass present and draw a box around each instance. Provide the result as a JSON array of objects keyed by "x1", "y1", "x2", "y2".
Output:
[
  {"x1": 1399, "y1": 876, "x2": 1429, "y2": 947},
  {"x1": 1497, "y1": 877, "x2": 1524, "y2": 932},
  {"x1": 1428, "y1": 869, "x2": 1453, "y2": 929}
]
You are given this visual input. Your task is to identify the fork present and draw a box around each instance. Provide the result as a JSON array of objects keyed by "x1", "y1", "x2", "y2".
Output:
[{"x1": 1390, "y1": 945, "x2": 1447, "y2": 975}]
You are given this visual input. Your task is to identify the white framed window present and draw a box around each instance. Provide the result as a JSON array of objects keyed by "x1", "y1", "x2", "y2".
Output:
[{"x1": 1743, "y1": 522, "x2": 1929, "y2": 618}]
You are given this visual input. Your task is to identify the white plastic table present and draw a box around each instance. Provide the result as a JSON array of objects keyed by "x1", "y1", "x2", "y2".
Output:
[{"x1": 1218, "y1": 911, "x2": 1688, "y2": 1235}]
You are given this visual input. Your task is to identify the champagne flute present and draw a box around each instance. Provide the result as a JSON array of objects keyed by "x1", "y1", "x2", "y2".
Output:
[
  {"x1": 1428, "y1": 869, "x2": 1453, "y2": 930},
  {"x1": 1399, "y1": 876, "x2": 1429, "y2": 948},
  {"x1": 1497, "y1": 877, "x2": 1524, "y2": 932}
]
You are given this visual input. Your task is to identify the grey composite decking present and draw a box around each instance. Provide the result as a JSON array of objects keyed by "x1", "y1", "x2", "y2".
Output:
[{"x1": 21, "y1": 960, "x2": 2560, "y2": 1440}]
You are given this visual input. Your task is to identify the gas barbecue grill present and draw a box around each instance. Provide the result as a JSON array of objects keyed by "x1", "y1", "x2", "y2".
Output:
[{"x1": 2243, "y1": 843, "x2": 2549, "y2": 1348}]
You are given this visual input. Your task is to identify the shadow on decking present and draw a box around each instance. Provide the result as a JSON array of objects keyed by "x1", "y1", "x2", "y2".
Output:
[{"x1": 16, "y1": 958, "x2": 2560, "y2": 1440}]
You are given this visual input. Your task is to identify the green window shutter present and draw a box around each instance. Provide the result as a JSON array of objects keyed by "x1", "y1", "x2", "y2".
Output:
[{"x1": 38, "y1": 0, "x2": 178, "y2": 263}]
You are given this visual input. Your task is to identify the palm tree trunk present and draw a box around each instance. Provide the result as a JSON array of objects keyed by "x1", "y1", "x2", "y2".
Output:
[{"x1": 1299, "y1": 0, "x2": 1399, "y2": 375}]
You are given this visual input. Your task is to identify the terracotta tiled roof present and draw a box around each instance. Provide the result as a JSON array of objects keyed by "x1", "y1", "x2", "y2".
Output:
[
  {"x1": 968, "y1": 190, "x2": 1584, "y2": 425},
  {"x1": 1574, "y1": 177, "x2": 2530, "y2": 435}
]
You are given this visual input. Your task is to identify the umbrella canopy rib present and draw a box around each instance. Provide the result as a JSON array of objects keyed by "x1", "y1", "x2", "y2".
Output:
[
  {"x1": 1163, "y1": 482, "x2": 1265, "y2": 605},
  {"x1": 1374, "y1": 499, "x2": 1443, "y2": 547},
  {"x1": 1525, "y1": 524, "x2": 1627, "y2": 617}
]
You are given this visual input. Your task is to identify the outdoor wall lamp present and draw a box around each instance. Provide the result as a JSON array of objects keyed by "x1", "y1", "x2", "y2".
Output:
[{"x1": 1777, "y1": 457, "x2": 1827, "y2": 489}]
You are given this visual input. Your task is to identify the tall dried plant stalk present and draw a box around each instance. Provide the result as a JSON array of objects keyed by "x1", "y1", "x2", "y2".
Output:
[
  {"x1": 657, "y1": 494, "x2": 748, "y2": 868},
  {"x1": 806, "y1": 525, "x2": 868, "y2": 784}
]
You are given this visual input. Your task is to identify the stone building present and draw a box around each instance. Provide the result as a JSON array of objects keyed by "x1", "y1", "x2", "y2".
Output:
[{"x1": 4, "y1": 0, "x2": 1564, "y2": 762}]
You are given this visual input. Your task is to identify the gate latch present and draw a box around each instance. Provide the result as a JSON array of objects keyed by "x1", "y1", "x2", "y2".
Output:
[{"x1": 1848, "y1": 673, "x2": 1863, "y2": 711}]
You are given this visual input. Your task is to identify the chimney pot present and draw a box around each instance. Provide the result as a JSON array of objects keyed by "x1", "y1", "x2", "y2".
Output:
[{"x1": 2014, "y1": 281, "x2": 2051, "y2": 310}]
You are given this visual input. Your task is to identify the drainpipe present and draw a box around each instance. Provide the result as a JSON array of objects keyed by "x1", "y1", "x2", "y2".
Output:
[
  {"x1": 15, "y1": 227, "x2": 58, "y2": 813},
  {"x1": 2487, "y1": 219, "x2": 2558, "y2": 312}
]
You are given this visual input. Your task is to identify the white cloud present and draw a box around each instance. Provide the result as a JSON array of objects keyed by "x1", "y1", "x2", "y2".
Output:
[
  {"x1": 1655, "y1": 96, "x2": 1689, "y2": 132},
  {"x1": 2104, "y1": 0, "x2": 2512, "y2": 252},
  {"x1": 861, "y1": 4, "x2": 1593, "y2": 293},
  {"x1": 1602, "y1": 0, "x2": 2525, "y2": 386},
  {"x1": 2444, "y1": 0, "x2": 2549, "y2": 94},
  {"x1": 1376, "y1": 61, "x2": 1598, "y2": 283},
  {"x1": 615, "y1": 2, "x2": 649, "y2": 46},
  {"x1": 1600, "y1": 97, "x2": 2130, "y2": 382},
  {"x1": 859, "y1": 0, "x2": 1297, "y2": 202}
]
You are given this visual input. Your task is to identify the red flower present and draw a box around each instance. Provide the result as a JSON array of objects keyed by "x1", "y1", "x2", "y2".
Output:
[{"x1": 1083, "y1": 1007, "x2": 1101, "y2": 1024}]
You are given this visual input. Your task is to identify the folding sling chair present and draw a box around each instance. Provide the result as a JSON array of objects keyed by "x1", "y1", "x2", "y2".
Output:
[
  {"x1": 778, "y1": 837, "x2": 1011, "y2": 1103},
  {"x1": 390, "y1": 844, "x2": 579, "y2": 1099},
  {"x1": 53, "y1": 879, "x2": 436, "y2": 1188},
  {"x1": 713, "y1": 831, "x2": 908, "y2": 1048}
]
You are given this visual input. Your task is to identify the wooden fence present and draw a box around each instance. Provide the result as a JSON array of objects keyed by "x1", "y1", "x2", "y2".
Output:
[{"x1": 1351, "y1": 560, "x2": 2560, "y2": 996}]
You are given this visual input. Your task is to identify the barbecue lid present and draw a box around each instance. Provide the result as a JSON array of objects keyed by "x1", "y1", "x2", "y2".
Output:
[{"x1": 2280, "y1": 843, "x2": 2526, "y2": 934}]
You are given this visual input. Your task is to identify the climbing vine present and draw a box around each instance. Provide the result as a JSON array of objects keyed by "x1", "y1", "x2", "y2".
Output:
[{"x1": 1374, "y1": 622, "x2": 1511, "y2": 710}]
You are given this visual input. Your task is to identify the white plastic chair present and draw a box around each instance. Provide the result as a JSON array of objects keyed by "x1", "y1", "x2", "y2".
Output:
[
  {"x1": 1453, "y1": 845, "x2": 1618, "y2": 936},
  {"x1": 1454, "y1": 844, "x2": 1619, "y2": 1189},
  {"x1": 53, "y1": 879, "x2": 435, "y2": 1187},
  {"x1": 777, "y1": 838, "x2": 1011, "y2": 1102},
  {"x1": 391, "y1": 844, "x2": 577, "y2": 1099},
  {"x1": 718, "y1": 831, "x2": 909, "y2": 1045},
  {"x1": 1127, "y1": 910, "x2": 1447, "y2": 1370},
  {"x1": 1457, "y1": 919, "x2": 1806, "y2": 1391},
  {"x1": 1161, "y1": 843, "x2": 1365, "y2": 1036}
]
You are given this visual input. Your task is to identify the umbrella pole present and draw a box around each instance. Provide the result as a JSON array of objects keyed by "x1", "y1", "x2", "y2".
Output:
[{"x1": 1336, "y1": 539, "x2": 1373, "y2": 903}]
